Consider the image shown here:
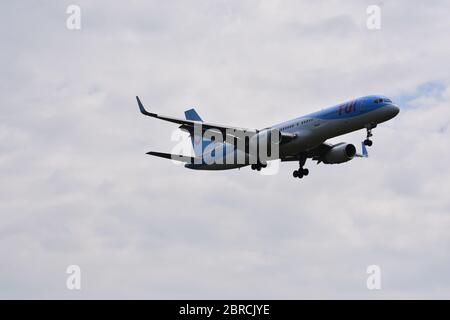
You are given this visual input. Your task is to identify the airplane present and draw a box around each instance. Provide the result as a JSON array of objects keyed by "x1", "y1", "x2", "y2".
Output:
[{"x1": 136, "y1": 95, "x2": 400, "y2": 179}]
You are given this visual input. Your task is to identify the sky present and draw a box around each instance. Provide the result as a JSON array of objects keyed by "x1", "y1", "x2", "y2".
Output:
[{"x1": 1, "y1": 0, "x2": 450, "y2": 299}]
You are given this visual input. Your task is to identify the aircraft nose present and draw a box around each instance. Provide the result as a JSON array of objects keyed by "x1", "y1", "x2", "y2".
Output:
[{"x1": 389, "y1": 104, "x2": 400, "y2": 117}]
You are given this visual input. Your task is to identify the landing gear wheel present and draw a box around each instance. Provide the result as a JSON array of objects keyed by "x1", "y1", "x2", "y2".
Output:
[
  {"x1": 293, "y1": 170, "x2": 304, "y2": 179},
  {"x1": 365, "y1": 125, "x2": 375, "y2": 147},
  {"x1": 252, "y1": 162, "x2": 266, "y2": 171},
  {"x1": 293, "y1": 156, "x2": 308, "y2": 179}
]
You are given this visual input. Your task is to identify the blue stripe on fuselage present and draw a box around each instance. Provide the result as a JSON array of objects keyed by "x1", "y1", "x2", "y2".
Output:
[{"x1": 307, "y1": 95, "x2": 390, "y2": 120}]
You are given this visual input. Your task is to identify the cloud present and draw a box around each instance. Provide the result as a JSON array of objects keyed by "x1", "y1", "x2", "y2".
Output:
[{"x1": 1, "y1": 0, "x2": 450, "y2": 298}]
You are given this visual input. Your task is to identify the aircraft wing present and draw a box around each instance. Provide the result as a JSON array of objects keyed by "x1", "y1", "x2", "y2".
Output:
[
  {"x1": 280, "y1": 143, "x2": 333, "y2": 162},
  {"x1": 281, "y1": 141, "x2": 368, "y2": 162},
  {"x1": 136, "y1": 96, "x2": 257, "y2": 138}
]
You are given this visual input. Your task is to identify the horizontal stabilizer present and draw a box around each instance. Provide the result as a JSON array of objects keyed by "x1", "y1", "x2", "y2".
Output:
[{"x1": 147, "y1": 151, "x2": 200, "y2": 164}]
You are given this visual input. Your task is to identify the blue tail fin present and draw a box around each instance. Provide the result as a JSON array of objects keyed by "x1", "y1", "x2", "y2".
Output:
[
  {"x1": 185, "y1": 108, "x2": 203, "y2": 122},
  {"x1": 184, "y1": 108, "x2": 212, "y2": 157}
]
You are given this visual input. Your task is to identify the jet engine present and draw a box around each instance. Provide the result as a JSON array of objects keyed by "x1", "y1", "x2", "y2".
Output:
[{"x1": 322, "y1": 143, "x2": 356, "y2": 164}]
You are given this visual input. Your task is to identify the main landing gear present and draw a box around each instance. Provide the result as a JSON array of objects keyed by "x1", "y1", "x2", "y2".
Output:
[
  {"x1": 251, "y1": 162, "x2": 267, "y2": 171},
  {"x1": 364, "y1": 124, "x2": 376, "y2": 147},
  {"x1": 293, "y1": 156, "x2": 309, "y2": 179}
]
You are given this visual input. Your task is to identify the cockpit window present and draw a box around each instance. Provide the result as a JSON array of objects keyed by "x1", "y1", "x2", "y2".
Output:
[{"x1": 374, "y1": 98, "x2": 392, "y2": 104}]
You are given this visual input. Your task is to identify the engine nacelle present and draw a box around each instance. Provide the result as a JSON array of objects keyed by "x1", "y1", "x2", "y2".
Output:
[{"x1": 323, "y1": 143, "x2": 356, "y2": 164}]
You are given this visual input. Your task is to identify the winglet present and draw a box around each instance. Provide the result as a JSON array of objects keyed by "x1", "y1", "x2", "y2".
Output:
[
  {"x1": 136, "y1": 96, "x2": 156, "y2": 117},
  {"x1": 362, "y1": 141, "x2": 368, "y2": 157},
  {"x1": 355, "y1": 142, "x2": 369, "y2": 158}
]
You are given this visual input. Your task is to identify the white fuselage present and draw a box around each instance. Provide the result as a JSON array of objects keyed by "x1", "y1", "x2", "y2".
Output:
[{"x1": 187, "y1": 95, "x2": 400, "y2": 170}]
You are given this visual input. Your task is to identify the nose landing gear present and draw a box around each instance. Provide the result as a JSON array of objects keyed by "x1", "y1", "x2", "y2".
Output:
[
  {"x1": 293, "y1": 156, "x2": 309, "y2": 179},
  {"x1": 364, "y1": 124, "x2": 376, "y2": 146}
]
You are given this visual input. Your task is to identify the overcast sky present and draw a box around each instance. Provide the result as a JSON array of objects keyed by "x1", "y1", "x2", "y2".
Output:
[{"x1": 1, "y1": 0, "x2": 450, "y2": 299}]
